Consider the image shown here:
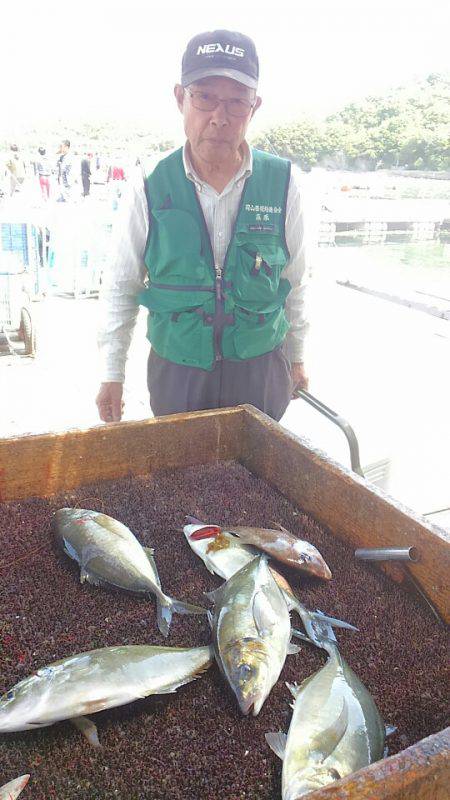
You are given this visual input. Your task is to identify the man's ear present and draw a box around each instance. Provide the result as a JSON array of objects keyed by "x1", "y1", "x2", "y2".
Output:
[
  {"x1": 174, "y1": 84, "x2": 185, "y2": 113},
  {"x1": 251, "y1": 96, "x2": 262, "y2": 119}
]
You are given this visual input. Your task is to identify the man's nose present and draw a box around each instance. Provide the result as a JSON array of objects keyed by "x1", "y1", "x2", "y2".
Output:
[{"x1": 209, "y1": 100, "x2": 230, "y2": 126}]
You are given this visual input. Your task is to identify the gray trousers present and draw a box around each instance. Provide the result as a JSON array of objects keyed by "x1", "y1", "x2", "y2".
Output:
[{"x1": 147, "y1": 347, "x2": 293, "y2": 422}]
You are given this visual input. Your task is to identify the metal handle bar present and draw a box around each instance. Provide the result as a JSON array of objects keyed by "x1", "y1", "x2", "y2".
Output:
[{"x1": 295, "y1": 389, "x2": 364, "y2": 477}]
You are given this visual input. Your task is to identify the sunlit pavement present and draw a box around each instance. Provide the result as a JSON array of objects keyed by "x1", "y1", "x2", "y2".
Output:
[{"x1": 1, "y1": 273, "x2": 449, "y2": 520}]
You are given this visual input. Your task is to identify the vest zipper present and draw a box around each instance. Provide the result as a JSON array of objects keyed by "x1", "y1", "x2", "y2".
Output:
[
  {"x1": 214, "y1": 265, "x2": 223, "y2": 301},
  {"x1": 214, "y1": 265, "x2": 224, "y2": 360}
]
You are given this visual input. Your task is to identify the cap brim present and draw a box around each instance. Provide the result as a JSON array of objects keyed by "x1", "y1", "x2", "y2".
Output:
[{"x1": 182, "y1": 67, "x2": 257, "y2": 90}]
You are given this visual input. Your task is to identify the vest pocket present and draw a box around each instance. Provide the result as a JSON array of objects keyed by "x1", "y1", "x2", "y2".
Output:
[
  {"x1": 148, "y1": 304, "x2": 215, "y2": 369},
  {"x1": 149, "y1": 208, "x2": 210, "y2": 283},
  {"x1": 233, "y1": 240, "x2": 287, "y2": 309},
  {"x1": 233, "y1": 306, "x2": 290, "y2": 359}
]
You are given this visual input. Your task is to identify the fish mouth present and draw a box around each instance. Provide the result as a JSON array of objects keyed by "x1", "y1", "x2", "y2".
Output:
[
  {"x1": 237, "y1": 694, "x2": 255, "y2": 715},
  {"x1": 236, "y1": 692, "x2": 265, "y2": 716},
  {"x1": 14, "y1": 775, "x2": 30, "y2": 792},
  {"x1": 307, "y1": 558, "x2": 332, "y2": 581},
  {"x1": 189, "y1": 525, "x2": 222, "y2": 541}
]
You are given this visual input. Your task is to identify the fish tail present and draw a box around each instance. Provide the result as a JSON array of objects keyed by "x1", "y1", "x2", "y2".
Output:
[
  {"x1": 292, "y1": 604, "x2": 357, "y2": 651},
  {"x1": 156, "y1": 597, "x2": 173, "y2": 638},
  {"x1": 171, "y1": 598, "x2": 208, "y2": 616},
  {"x1": 157, "y1": 595, "x2": 207, "y2": 637}
]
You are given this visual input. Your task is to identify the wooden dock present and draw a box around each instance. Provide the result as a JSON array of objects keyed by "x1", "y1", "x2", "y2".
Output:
[{"x1": 318, "y1": 198, "x2": 450, "y2": 244}]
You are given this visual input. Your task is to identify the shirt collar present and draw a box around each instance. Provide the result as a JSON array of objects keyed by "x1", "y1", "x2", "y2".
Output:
[{"x1": 183, "y1": 141, "x2": 252, "y2": 192}]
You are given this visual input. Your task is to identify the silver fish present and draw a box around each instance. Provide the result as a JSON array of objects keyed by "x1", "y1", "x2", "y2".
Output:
[
  {"x1": 54, "y1": 508, "x2": 205, "y2": 636},
  {"x1": 207, "y1": 555, "x2": 299, "y2": 716},
  {"x1": 266, "y1": 619, "x2": 385, "y2": 799},
  {"x1": 0, "y1": 644, "x2": 213, "y2": 746},
  {"x1": 0, "y1": 775, "x2": 30, "y2": 800}
]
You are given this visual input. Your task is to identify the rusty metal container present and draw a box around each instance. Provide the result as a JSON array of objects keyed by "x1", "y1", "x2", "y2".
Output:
[{"x1": 0, "y1": 405, "x2": 448, "y2": 799}]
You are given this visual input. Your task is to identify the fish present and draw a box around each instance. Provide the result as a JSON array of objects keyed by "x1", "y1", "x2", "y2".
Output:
[
  {"x1": 184, "y1": 518, "x2": 355, "y2": 634},
  {"x1": 265, "y1": 617, "x2": 385, "y2": 799},
  {"x1": 53, "y1": 508, "x2": 206, "y2": 637},
  {"x1": 187, "y1": 515, "x2": 331, "y2": 581},
  {"x1": 0, "y1": 775, "x2": 30, "y2": 800},
  {"x1": 226, "y1": 524, "x2": 332, "y2": 581},
  {"x1": 0, "y1": 644, "x2": 213, "y2": 746},
  {"x1": 207, "y1": 555, "x2": 300, "y2": 715}
]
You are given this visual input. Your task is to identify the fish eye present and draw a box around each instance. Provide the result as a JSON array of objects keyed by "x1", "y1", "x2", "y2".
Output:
[
  {"x1": 328, "y1": 768, "x2": 341, "y2": 781},
  {"x1": 238, "y1": 663, "x2": 254, "y2": 682}
]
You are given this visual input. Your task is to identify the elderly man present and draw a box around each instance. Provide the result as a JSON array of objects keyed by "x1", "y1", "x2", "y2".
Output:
[{"x1": 96, "y1": 29, "x2": 309, "y2": 423}]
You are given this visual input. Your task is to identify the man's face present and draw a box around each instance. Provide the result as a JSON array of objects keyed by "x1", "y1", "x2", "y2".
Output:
[{"x1": 174, "y1": 76, "x2": 261, "y2": 164}]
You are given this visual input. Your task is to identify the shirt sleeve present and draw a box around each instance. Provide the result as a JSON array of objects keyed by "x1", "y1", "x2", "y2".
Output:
[
  {"x1": 282, "y1": 165, "x2": 315, "y2": 363},
  {"x1": 97, "y1": 168, "x2": 149, "y2": 382}
]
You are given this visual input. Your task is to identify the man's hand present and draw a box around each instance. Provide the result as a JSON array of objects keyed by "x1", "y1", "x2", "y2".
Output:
[
  {"x1": 290, "y1": 362, "x2": 309, "y2": 398},
  {"x1": 96, "y1": 382, "x2": 124, "y2": 422}
]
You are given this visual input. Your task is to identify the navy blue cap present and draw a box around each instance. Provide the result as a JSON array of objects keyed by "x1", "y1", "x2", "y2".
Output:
[{"x1": 181, "y1": 30, "x2": 259, "y2": 90}]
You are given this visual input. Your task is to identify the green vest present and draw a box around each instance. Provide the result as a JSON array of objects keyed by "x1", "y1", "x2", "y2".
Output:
[{"x1": 139, "y1": 147, "x2": 291, "y2": 370}]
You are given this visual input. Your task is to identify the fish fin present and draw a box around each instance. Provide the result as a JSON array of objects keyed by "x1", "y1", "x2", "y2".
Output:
[
  {"x1": 252, "y1": 589, "x2": 277, "y2": 638},
  {"x1": 265, "y1": 731, "x2": 287, "y2": 760},
  {"x1": 156, "y1": 598, "x2": 172, "y2": 637},
  {"x1": 62, "y1": 537, "x2": 79, "y2": 562},
  {"x1": 158, "y1": 661, "x2": 213, "y2": 694},
  {"x1": 287, "y1": 642, "x2": 301, "y2": 655},
  {"x1": 80, "y1": 568, "x2": 103, "y2": 587},
  {"x1": 144, "y1": 548, "x2": 161, "y2": 588},
  {"x1": 205, "y1": 586, "x2": 224, "y2": 603},
  {"x1": 314, "y1": 609, "x2": 358, "y2": 632},
  {"x1": 292, "y1": 604, "x2": 357, "y2": 650},
  {"x1": 286, "y1": 681, "x2": 300, "y2": 698},
  {"x1": 310, "y1": 699, "x2": 349, "y2": 763},
  {"x1": 171, "y1": 598, "x2": 207, "y2": 616},
  {"x1": 157, "y1": 595, "x2": 207, "y2": 636},
  {"x1": 274, "y1": 522, "x2": 291, "y2": 535},
  {"x1": 207, "y1": 610, "x2": 214, "y2": 629},
  {"x1": 71, "y1": 715, "x2": 102, "y2": 748},
  {"x1": 385, "y1": 724, "x2": 397, "y2": 737},
  {"x1": 291, "y1": 628, "x2": 312, "y2": 643}
]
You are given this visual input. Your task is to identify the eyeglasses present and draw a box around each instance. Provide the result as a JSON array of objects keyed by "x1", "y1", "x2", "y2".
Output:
[{"x1": 185, "y1": 89, "x2": 255, "y2": 118}]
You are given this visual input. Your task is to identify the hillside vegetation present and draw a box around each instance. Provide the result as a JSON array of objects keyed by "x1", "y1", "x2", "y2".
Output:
[{"x1": 251, "y1": 74, "x2": 450, "y2": 171}]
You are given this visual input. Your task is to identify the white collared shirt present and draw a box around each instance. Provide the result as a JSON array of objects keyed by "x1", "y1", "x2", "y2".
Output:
[{"x1": 98, "y1": 143, "x2": 309, "y2": 382}]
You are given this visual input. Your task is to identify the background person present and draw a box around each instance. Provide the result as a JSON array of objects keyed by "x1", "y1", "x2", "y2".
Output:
[
  {"x1": 96, "y1": 29, "x2": 309, "y2": 423},
  {"x1": 56, "y1": 139, "x2": 74, "y2": 202},
  {"x1": 35, "y1": 146, "x2": 52, "y2": 200},
  {"x1": 5, "y1": 144, "x2": 26, "y2": 196},
  {"x1": 81, "y1": 153, "x2": 91, "y2": 197}
]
